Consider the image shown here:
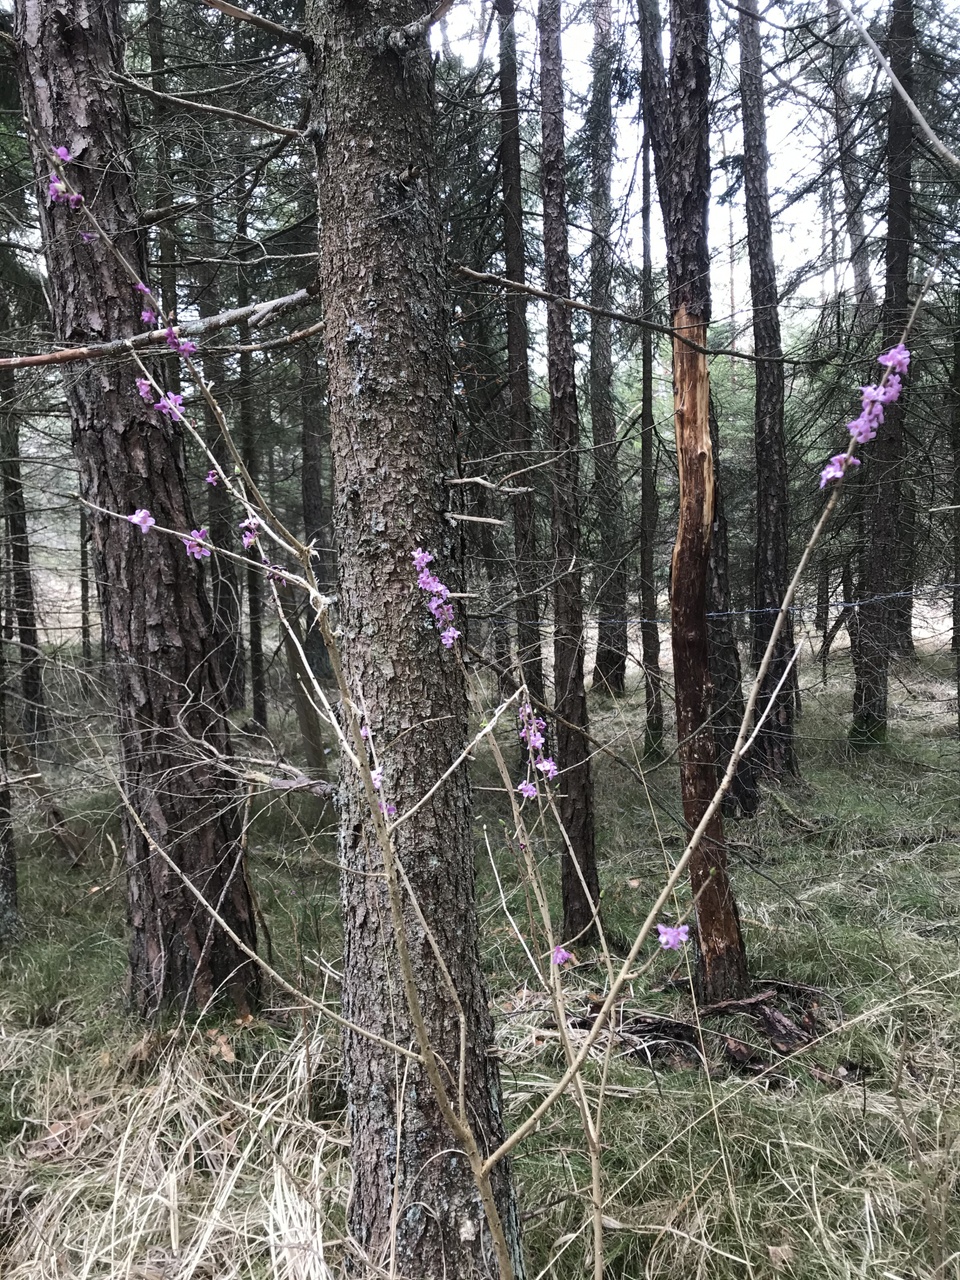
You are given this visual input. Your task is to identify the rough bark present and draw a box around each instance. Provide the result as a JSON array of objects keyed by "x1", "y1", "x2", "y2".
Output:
[
  {"x1": 640, "y1": 0, "x2": 750, "y2": 1002},
  {"x1": 496, "y1": 0, "x2": 544, "y2": 706},
  {"x1": 79, "y1": 507, "x2": 93, "y2": 661},
  {"x1": 539, "y1": 0, "x2": 600, "y2": 945},
  {"x1": 16, "y1": 0, "x2": 259, "y2": 1015},
  {"x1": 739, "y1": 0, "x2": 797, "y2": 780},
  {"x1": 0, "y1": 521, "x2": 15, "y2": 949},
  {"x1": 306, "y1": 0, "x2": 524, "y2": 1273},
  {"x1": 588, "y1": 0, "x2": 627, "y2": 696},
  {"x1": 639, "y1": 125, "x2": 664, "y2": 757},
  {"x1": 850, "y1": 0, "x2": 913, "y2": 750}
]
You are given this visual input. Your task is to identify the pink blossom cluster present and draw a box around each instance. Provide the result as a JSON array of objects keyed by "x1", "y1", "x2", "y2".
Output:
[
  {"x1": 820, "y1": 343, "x2": 911, "y2": 489},
  {"x1": 515, "y1": 702, "x2": 558, "y2": 802},
  {"x1": 411, "y1": 548, "x2": 460, "y2": 648},
  {"x1": 47, "y1": 147, "x2": 83, "y2": 209}
]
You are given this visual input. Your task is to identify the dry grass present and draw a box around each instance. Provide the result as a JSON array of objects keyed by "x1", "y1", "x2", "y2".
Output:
[{"x1": 1, "y1": 651, "x2": 959, "y2": 1277}]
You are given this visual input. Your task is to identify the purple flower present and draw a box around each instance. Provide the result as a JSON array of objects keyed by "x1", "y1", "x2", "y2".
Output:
[
  {"x1": 136, "y1": 378, "x2": 153, "y2": 401},
  {"x1": 657, "y1": 923, "x2": 690, "y2": 951},
  {"x1": 428, "y1": 596, "x2": 454, "y2": 624},
  {"x1": 47, "y1": 173, "x2": 67, "y2": 203},
  {"x1": 379, "y1": 801, "x2": 397, "y2": 818},
  {"x1": 819, "y1": 453, "x2": 861, "y2": 489},
  {"x1": 54, "y1": 146, "x2": 72, "y2": 163},
  {"x1": 154, "y1": 391, "x2": 184, "y2": 418},
  {"x1": 360, "y1": 725, "x2": 370, "y2": 741},
  {"x1": 878, "y1": 342, "x2": 910, "y2": 374},
  {"x1": 417, "y1": 568, "x2": 448, "y2": 597},
  {"x1": 165, "y1": 326, "x2": 197, "y2": 356},
  {"x1": 411, "y1": 547, "x2": 434, "y2": 571},
  {"x1": 66, "y1": 192, "x2": 83, "y2": 210},
  {"x1": 127, "y1": 508, "x2": 156, "y2": 533},
  {"x1": 847, "y1": 413, "x2": 878, "y2": 445},
  {"x1": 183, "y1": 529, "x2": 211, "y2": 559},
  {"x1": 240, "y1": 518, "x2": 260, "y2": 549},
  {"x1": 517, "y1": 780, "x2": 538, "y2": 800},
  {"x1": 79, "y1": 231, "x2": 96, "y2": 244},
  {"x1": 266, "y1": 565, "x2": 286, "y2": 583},
  {"x1": 552, "y1": 946, "x2": 573, "y2": 966},
  {"x1": 134, "y1": 282, "x2": 151, "y2": 296},
  {"x1": 370, "y1": 766, "x2": 384, "y2": 791},
  {"x1": 141, "y1": 309, "x2": 157, "y2": 326},
  {"x1": 536, "y1": 756, "x2": 558, "y2": 780},
  {"x1": 205, "y1": 469, "x2": 219, "y2": 486},
  {"x1": 440, "y1": 626, "x2": 460, "y2": 648},
  {"x1": 527, "y1": 729, "x2": 544, "y2": 750}
]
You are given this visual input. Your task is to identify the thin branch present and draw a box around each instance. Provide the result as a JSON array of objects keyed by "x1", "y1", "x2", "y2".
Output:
[
  {"x1": 114, "y1": 72, "x2": 301, "y2": 138},
  {"x1": 199, "y1": 0, "x2": 307, "y2": 48}
]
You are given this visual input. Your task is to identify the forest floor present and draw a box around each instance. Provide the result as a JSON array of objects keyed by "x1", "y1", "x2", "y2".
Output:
[{"x1": 0, "y1": 644, "x2": 958, "y2": 1279}]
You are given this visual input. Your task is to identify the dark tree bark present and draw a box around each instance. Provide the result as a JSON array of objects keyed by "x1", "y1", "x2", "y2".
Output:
[
  {"x1": 639, "y1": 125, "x2": 664, "y2": 757},
  {"x1": 0, "y1": 360, "x2": 46, "y2": 747},
  {"x1": 640, "y1": 0, "x2": 750, "y2": 1002},
  {"x1": 496, "y1": 0, "x2": 544, "y2": 706},
  {"x1": 850, "y1": 0, "x2": 913, "y2": 750},
  {"x1": 539, "y1": 0, "x2": 600, "y2": 945},
  {"x1": 79, "y1": 508, "x2": 92, "y2": 661},
  {"x1": 16, "y1": 0, "x2": 259, "y2": 1015},
  {"x1": 707, "y1": 401, "x2": 759, "y2": 818},
  {"x1": 738, "y1": 0, "x2": 797, "y2": 779},
  {"x1": 196, "y1": 188, "x2": 245, "y2": 709},
  {"x1": 588, "y1": 0, "x2": 627, "y2": 696},
  {"x1": 0, "y1": 611, "x2": 14, "y2": 948},
  {"x1": 307, "y1": 1, "x2": 524, "y2": 1274},
  {"x1": 952, "y1": 309, "x2": 960, "y2": 739}
]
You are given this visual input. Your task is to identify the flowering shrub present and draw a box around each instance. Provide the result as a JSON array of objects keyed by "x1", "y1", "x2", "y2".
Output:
[
  {"x1": 411, "y1": 548, "x2": 461, "y2": 647},
  {"x1": 820, "y1": 343, "x2": 911, "y2": 489}
]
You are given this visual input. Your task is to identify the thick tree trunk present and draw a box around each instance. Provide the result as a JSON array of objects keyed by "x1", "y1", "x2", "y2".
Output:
[
  {"x1": 79, "y1": 508, "x2": 93, "y2": 661},
  {"x1": 539, "y1": 0, "x2": 600, "y2": 945},
  {"x1": 0, "y1": 362, "x2": 46, "y2": 747},
  {"x1": 640, "y1": 0, "x2": 750, "y2": 1002},
  {"x1": 0, "y1": 610, "x2": 14, "y2": 948},
  {"x1": 639, "y1": 126, "x2": 664, "y2": 757},
  {"x1": 739, "y1": 0, "x2": 797, "y2": 780},
  {"x1": 16, "y1": 0, "x2": 259, "y2": 1015},
  {"x1": 307, "y1": 1, "x2": 524, "y2": 1273},
  {"x1": 496, "y1": 0, "x2": 544, "y2": 706},
  {"x1": 588, "y1": 0, "x2": 627, "y2": 696},
  {"x1": 850, "y1": 0, "x2": 913, "y2": 750}
]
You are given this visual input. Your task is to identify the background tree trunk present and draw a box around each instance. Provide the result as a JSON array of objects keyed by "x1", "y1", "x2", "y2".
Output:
[
  {"x1": 16, "y1": 0, "x2": 259, "y2": 1015},
  {"x1": 639, "y1": 123, "x2": 664, "y2": 758},
  {"x1": 496, "y1": 0, "x2": 544, "y2": 706},
  {"x1": 640, "y1": 0, "x2": 750, "y2": 1002},
  {"x1": 539, "y1": 0, "x2": 600, "y2": 945},
  {"x1": 589, "y1": 0, "x2": 628, "y2": 696},
  {"x1": 739, "y1": 0, "x2": 797, "y2": 780},
  {"x1": 851, "y1": 0, "x2": 914, "y2": 750},
  {"x1": 307, "y1": 1, "x2": 524, "y2": 1272}
]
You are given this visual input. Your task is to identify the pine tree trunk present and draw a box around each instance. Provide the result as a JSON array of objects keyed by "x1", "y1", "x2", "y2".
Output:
[
  {"x1": 851, "y1": 0, "x2": 913, "y2": 750},
  {"x1": 0, "y1": 544, "x2": 15, "y2": 948},
  {"x1": 739, "y1": 0, "x2": 797, "y2": 779},
  {"x1": 496, "y1": 0, "x2": 544, "y2": 706},
  {"x1": 79, "y1": 508, "x2": 93, "y2": 661},
  {"x1": 307, "y1": 1, "x2": 524, "y2": 1272},
  {"x1": 589, "y1": 0, "x2": 627, "y2": 696},
  {"x1": 539, "y1": 0, "x2": 600, "y2": 945},
  {"x1": 15, "y1": 0, "x2": 259, "y2": 1015},
  {"x1": 640, "y1": 0, "x2": 750, "y2": 1003},
  {"x1": 196, "y1": 188, "x2": 245, "y2": 708},
  {"x1": 707, "y1": 402, "x2": 759, "y2": 818},
  {"x1": 0, "y1": 362, "x2": 46, "y2": 747},
  {"x1": 639, "y1": 126, "x2": 664, "y2": 758}
]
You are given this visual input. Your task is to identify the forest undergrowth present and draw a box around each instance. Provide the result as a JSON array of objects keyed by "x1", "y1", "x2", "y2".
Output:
[{"x1": 0, "y1": 644, "x2": 958, "y2": 1279}]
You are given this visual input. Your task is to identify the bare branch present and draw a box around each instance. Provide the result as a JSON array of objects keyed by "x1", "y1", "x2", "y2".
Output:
[
  {"x1": 115, "y1": 72, "x2": 301, "y2": 138},
  {"x1": 199, "y1": 0, "x2": 307, "y2": 48}
]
